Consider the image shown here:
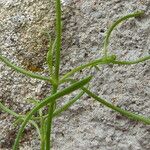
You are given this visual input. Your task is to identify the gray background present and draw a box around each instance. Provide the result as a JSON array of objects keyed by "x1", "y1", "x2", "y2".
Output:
[{"x1": 0, "y1": 0, "x2": 150, "y2": 149}]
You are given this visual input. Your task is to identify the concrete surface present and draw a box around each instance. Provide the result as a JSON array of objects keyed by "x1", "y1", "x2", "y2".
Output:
[{"x1": 0, "y1": 0, "x2": 150, "y2": 150}]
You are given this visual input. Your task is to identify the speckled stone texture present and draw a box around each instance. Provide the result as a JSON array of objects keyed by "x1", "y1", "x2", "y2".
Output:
[{"x1": 0, "y1": 0, "x2": 150, "y2": 150}]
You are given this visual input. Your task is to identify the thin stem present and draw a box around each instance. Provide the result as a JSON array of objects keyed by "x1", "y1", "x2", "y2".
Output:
[
  {"x1": 0, "y1": 55, "x2": 56, "y2": 85},
  {"x1": 45, "y1": 86, "x2": 57, "y2": 150},
  {"x1": 103, "y1": 11, "x2": 144, "y2": 57},
  {"x1": 60, "y1": 54, "x2": 150, "y2": 82},
  {"x1": 112, "y1": 55, "x2": 150, "y2": 65},
  {"x1": 13, "y1": 76, "x2": 92, "y2": 150},
  {"x1": 39, "y1": 108, "x2": 46, "y2": 150},
  {"x1": 0, "y1": 101, "x2": 22, "y2": 118},
  {"x1": 82, "y1": 87, "x2": 150, "y2": 124},
  {"x1": 45, "y1": 0, "x2": 62, "y2": 149},
  {"x1": 60, "y1": 55, "x2": 116, "y2": 81},
  {"x1": 53, "y1": 90, "x2": 85, "y2": 117},
  {"x1": 54, "y1": 0, "x2": 62, "y2": 82}
]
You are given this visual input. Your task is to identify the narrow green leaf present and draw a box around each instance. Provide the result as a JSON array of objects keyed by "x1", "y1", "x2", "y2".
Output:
[
  {"x1": 0, "y1": 101, "x2": 20, "y2": 118},
  {"x1": 60, "y1": 55, "x2": 117, "y2": 82},
  {"x1": 112, "y1": 55, "x2": 150, "y2": 65},
  {"x1": 53, "y1": 90, "x2": 85, "y2": 117},
  {"x1": 46, "y1": 38, "x2": 57, "y2": 76},
  {"x1": 82, "y1": 87, "x2": 150, "y2": 125},
  {"x1": 103, "y1": 11, "x2": 144, "y2": 57},
  {"x1": 0, "y1": 55, "x2": 56, "y2": 85}
]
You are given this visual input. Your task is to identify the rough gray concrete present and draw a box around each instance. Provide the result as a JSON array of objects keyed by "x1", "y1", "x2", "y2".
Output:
[{"x1": 0, "y1": 0, "x2": 150, "y2": 150}]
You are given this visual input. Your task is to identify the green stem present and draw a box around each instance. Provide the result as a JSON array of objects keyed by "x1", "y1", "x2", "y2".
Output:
[
  {"x1": 103, "y1": 11, "x2": 144, "y2": 57},
  {"x1": 60, "y1": 54, "x2": 149, "y2": 82},
  {"x1": 53, "y1": 90, "x2": 85, "y2": 117},
  {"x1": 45, "y1": 86, "x2": 57, "y2": 150},
  {"x1": 45, "y1": 0, "x2": 62, "y2": 149},
  {"x1": 112, "y1": 55, "x2": 150, "y2": 65},
  {"x1": 62, "y1": 79, "x2": 150, "y2": 125},
  {"x1": 82, "y1": 87, "x2": 150, "y2": 124},
  {"x1": 13, "y1": 76, "x2": 92, "y2": 150},
  {"x1": 0, "y1": 55, "x2": 55, "y2": 85},
  {"x1": 60, "y1": 55, "x2": 116, "y2": 81},
  {"x1": 0, "y1": 102, "x2": 21, "y2": 118},
  {"x1": 54, "y1": 0, "x2": 62, "y2": 82},
  {"x1": 39, "y1": 108, "x2": 46, "y2": 150}
]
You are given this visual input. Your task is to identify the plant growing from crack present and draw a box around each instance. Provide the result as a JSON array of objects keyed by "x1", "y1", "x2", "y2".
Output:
[{"x1": 0, "y1": 0, "x2": 150, "y2": 150}]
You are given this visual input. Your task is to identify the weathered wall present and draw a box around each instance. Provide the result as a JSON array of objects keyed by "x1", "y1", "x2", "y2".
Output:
[{"x1": 0, "y1": 0, "x2": 150, "y2": 149}]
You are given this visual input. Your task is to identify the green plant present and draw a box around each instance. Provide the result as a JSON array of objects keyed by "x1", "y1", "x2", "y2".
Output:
[{"x1": 0, "y1": 0, "x2": 150, "y2": 150}]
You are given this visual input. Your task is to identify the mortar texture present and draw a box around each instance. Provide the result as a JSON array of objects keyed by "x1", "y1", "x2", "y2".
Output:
[{"x1": 0, "y1": 0, "x2": 150, "y2": 150}]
